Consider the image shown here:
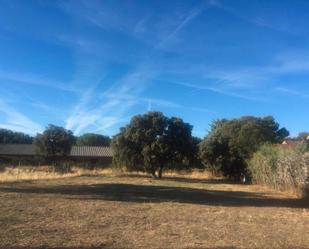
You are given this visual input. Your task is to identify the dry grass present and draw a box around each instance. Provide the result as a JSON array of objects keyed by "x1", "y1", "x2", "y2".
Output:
[
  {"x1": 0, "y1": 166, "x2": 116, "y2": 183},
  {"x1": 0, "y1": 170, "x2": 308, "y2": 249},
  {"x1": 0, "y1": 166, "x2": 214, "y2": 183}
]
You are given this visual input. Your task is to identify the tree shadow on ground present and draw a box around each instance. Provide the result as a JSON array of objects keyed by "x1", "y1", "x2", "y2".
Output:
[
  {"x1": 117, "y1": 174, "x2": 234, "y2": 185},
  {"x1": 0, "y1": 181, "x2": 308, "y2": 208},
  {"x1": 163, "y1": 176, "x2": 236, "y2": 185}
]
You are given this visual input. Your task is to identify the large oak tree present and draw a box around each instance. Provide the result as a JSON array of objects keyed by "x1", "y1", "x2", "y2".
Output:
[{"x1": 112, "y1": 112, "x2": 197, "y2": 178}]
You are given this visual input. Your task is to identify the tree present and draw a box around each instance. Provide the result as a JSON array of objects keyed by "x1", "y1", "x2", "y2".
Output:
[
  {"x1": 199, "y1": 116, "x2": 289, "y2": 180},
  {"x1": 191, "y1": 136, "x2": 203, "y2": 168},
  {"x1": 0, "y1": 128, "x2": 33, "y2": 144},
  {"x1": 297, "y1": 132, "x2": 309, "y2": 141},
  {"x1": 76, "y1": 133, "x2": 111, "y2": 146},
  {"x1": 34, "y1": 124, "x2": 75, "y2": 156},
  {"x1": 112, "y1": 112, "x2": 197, "y2": 178}
]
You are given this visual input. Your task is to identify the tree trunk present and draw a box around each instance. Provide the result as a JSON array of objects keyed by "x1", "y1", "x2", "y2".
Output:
[
  {"x1": 158, "y1": 166, "x2": 163, "y2": 179},
  {"x1": 151, "y1": 169, "x2": 157, "y2": 178}
]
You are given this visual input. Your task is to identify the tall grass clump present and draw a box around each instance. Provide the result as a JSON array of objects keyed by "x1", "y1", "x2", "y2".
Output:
[
  {"x1": 248, "y1": 144, "x2": 280, "y2": 187},
  {"x1": 248, "y1": 143, "x2": 309, "y2": 197}
]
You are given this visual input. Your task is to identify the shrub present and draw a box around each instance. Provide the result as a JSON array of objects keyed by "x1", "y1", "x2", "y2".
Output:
[{"x1": 248, "y1": 144, "x2": 309, "y2": 196}]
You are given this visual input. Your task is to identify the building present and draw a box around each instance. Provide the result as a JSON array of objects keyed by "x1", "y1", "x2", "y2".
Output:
[
  {"x1": 281, "y1": 136, "x2": 309, "y2": 148},
  {"x1": 0, "y1": 144, "x2": 113, "y2": 167},
  {"x1": 281, "y1": 140, "x2": 299, "y2": 147}
]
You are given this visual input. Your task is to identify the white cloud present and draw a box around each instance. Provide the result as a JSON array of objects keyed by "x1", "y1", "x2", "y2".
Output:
[
  {"x1": 0, "y1": 100, "x2": 43, "y2": 135},
  {"x1": 174, "y1": 50, "x2": 309, "y2": 95},
  {"x1": 65, "y1": 65, "x2": 156, "y2": 135}
]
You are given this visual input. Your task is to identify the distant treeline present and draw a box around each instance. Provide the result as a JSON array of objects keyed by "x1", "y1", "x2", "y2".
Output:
[
  {"x1": 0, "y1": 129, "x2": 33, "y2": 144},
  {"x1": 0, "y1": 128, "x2": 111, "y2": 147},
  {"x1": 1, "y1": 112, "x2": 308, "y2": 189}
]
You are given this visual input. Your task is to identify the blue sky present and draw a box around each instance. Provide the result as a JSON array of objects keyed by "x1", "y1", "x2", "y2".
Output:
[{"x1": 0, "y1": 0, "x2": 308, "y2": 137}]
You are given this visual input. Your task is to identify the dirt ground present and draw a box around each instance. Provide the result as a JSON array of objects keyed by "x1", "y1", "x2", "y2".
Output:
[{"x1": 0, "y1": 174, "x2": 308, "y2": 249}]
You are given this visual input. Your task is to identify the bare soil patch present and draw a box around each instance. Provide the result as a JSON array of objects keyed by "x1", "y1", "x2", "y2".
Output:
[{"x1": 0, "y1": 174, "x2": 308, "y2": 249}]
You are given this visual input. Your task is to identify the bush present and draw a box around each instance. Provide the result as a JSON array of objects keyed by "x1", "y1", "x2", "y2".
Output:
[{"x1": 248, "y1": 144, "x2": 309, "y2": 196}]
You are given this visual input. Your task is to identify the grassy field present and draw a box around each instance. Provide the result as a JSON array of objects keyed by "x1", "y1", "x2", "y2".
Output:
[{"x1": 0, "y1": 172, "x2": 308, "y2": 249}]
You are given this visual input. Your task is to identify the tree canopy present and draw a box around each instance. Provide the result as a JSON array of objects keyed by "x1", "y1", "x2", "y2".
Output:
[
  {"x1": 297, "y1": 132, "x2": 309, "y2": 141},
  {"x1": 199, "y1": 116, "x2": 289, "y2": 180},
  {"x1": 0, "y1": 128, "x2": 33, "y2": 144},
  {"x1": 112, "y1": 111, "x2": 198, "y2": 178},
  {"x1": 34, "y1": 124, "x2": 75, "y2": 156},
  {"x1": 76, "y1": 133, "x2": 111, "y2": 147}
]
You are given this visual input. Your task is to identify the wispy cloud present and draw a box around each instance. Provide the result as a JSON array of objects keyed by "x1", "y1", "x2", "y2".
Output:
[
  {"x1": 60, "y1": 2, "x2": 207, "y2": 135},
  {"x1": 65, "y1": 65, "x2": 156, "y2": 135},
  {"x1": 142, "y1": 97, "x2": 216, "y2": 114},
  {"x1": 204, "y1": 69, "x2": 267, "y2": 89},
  {"x1": 267, "y1": 55, "x2": 309, "y2": 74},
  {"x1": 275, "y1": 87, "x2": 309, "y2": 98},
  {"x1": 142, "y1": 97, "x2": 180, "y2": 109},
  {"x1": 0, "y1": 100, "x2": 43, "y2": 135},
  {"x1": 169, "y1": 49, "x2": 309, "y2": 96},
  {"x1": 0, "y1": 70, "x2": 78, "y2": 93},
  {"x1": 57, "y1": 0, "x2": 135, "y2": 32},
  {"x1": 59, "y1": 0, "x2": 204, "y2": 53},
  {"x1": 156, "y1": 7, "x2": 203, "y2": 49},
  {"x1": 166, "y1": 80, "x2": 268, "y2": 102},
  {"x1": 210, "y1": 1, "x2": 305, "y2": 36},
  {"x1": 66, "y1": 69, "x2": 217, "y2": 135},
  {"x1": 65, "y1": 98, "x2": 131, "y2": 135}
]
